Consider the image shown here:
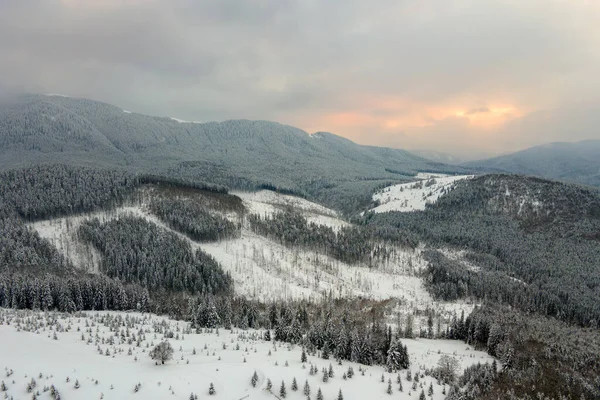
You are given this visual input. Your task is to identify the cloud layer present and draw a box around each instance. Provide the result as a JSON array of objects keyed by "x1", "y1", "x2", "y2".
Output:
[{"x1": 1, "y1": 0, "x2": 599, "y2": 159}]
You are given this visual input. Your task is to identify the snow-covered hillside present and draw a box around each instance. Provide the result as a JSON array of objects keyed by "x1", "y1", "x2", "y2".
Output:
[
  {"x1": 371, "y1": 176, "x2": 473, "y2": 213},
  {"x1": 29, "y1": 189, "x2": 477, "y2": 332},
  {"x1": 0, "y1": 309, "x2": 495, "y2": 400}
]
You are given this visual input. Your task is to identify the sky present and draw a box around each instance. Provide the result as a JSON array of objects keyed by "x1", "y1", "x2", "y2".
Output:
[{"x1": 1, "y1": 0, "x2": 599, "y2": 160}]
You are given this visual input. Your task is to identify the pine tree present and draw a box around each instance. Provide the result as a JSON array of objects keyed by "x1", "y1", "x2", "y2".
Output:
[
  {"x1": 337, "y1": 388, "x2": 344, "y2": 400},
  {"x1": 428, "y1": 382, "x2": 433, "y2": 396},
  {"x1": 387, "y1": 378, "x2": 392, "y2": 395},
  {"x1": 303, "y1": 380, "x2": 311, "y2": 396},
  {"x1": 398, "y1": 377, "x2": 403, "y2": 392},
  {"x1": 322, "y1": 368, "x2": 329, "y2": 383},
  {"x1": 266, "y1": 378, "x2": 272, "y2": 392},
  {"x1": 316, "y1": 387, "x2": 324, "y2": 400},
  {"x1": 291, "y1": 377, "x2": 298, "y2": 391},
  {"x1": 251, "y1": 371, "x2": 258, "y2": 388},
  {"x1": 347, "y1": 366, "x2": 354, "y2": 378},
  {"x1": 419, "y1": 389, "x2": 426, "y2": 400},
  {"x1": 279, "y1": 381, "x2": 287, "y2": 398},
  {"x1": 301, "y1": 348, "x2": 307, "y2": 363},
  {"x1": 208, "y1": 383, "x2": 215, "y2": 395},
  {"x1": 328, "y1": 364, "x2": 334, "y2": 378}
]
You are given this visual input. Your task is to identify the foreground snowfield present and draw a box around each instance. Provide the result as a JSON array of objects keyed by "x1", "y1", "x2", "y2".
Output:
[{"x1": 0, "y1": 309, "x2": 494, "y2": 400}]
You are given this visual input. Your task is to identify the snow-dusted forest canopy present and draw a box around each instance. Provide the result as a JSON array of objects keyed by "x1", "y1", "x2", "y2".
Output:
[{"x1": 0, "y1": 95, "x2": 599, "y2": 399}]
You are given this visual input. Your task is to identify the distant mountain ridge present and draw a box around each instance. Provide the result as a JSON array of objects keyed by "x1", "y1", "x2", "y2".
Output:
[
  {"x1": 0, "y1": 93, "x2": 468, "y2": 212},
  {"x1": 464, "y1": 140, "x2": 600, "y2": 187}
]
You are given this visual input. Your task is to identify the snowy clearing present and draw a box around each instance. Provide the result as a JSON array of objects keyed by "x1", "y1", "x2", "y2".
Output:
[
  {"x1": 0, "y1": 309, "x2": 495, "y2": 400},
  {"x1": 233, "y1": 190, "x2": 349, "y2": 231},
  {"x1": 371, "y1": 176, "x2": 473, "y2": 213}
]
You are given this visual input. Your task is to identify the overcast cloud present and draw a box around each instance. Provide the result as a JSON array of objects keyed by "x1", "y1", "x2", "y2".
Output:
[{"x1": 1, "y1": 0, "x2": 599, "y2": 159}]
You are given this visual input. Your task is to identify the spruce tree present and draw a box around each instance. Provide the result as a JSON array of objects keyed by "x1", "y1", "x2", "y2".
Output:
[
  {"x1": 316, "y1": 387, "x2": 324, "y2": 400},
  {"x1": 251, "y1": 371, "x2": 258, "y2": 388},
  {"x1": 428, "y1": 382, "x2": 433, "y2": 396},
  {"x1": 322, "y1": 342, "x2": 330, "y2": 360},
  {"x1": 303, "y1": 380, "x2": 311, "y2": 396},
  {"x1": 291, "y1": 377, "x2": 298, "y2": 391},
  {"x1": 301, "y1": 348, "x2": 307, "y2": 363},
  {"x1": 387, "y1": 378, "x2": 392, "y2": 394},
  {"x1": 328, "y1": 364, "x2": 334, "y2": 378},
  {"x1": 419, "y1": 389, "x2": 426, "y2": 400},
  {"x1": 266, "y1": 378, "x2": 272, "y2": 392},
  {"x1": 337, "y1": 388, "x2": 344, "y2": 400},
  {"x1": 208, "y1": 382, "x2": 215, "y2": 395},
  {"x1": 322, "y1": 368, "x2": 329, "y2": 383},
  {"x1": 279, "y1": 381, "x2": 287, "y2": 398}
]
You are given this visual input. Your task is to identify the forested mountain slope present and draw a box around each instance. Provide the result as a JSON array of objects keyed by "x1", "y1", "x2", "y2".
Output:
[
  {"x1": 367, "y1": 174, "x2": 600, "y2": 328},
  {"x1": 0, "y1": 93, "x2": 468, "y2": 213},
  {"x1": 464, "y1": 140, "x2": 600, "y2": 187}
]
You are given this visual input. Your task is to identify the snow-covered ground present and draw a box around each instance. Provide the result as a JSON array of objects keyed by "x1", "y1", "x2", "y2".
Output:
[
  {"x1": 233, "y1": 190, "x2": 349, "y2": 231},
  {"x1": 0, "y1": 309, "x2": 495, "y2": 400},
  {"x1": 370, "y1": 176, "x2": 473, "y2": 213},
  {"x1": 200, "y1": 231, "x2": 427, "y2": 302}
]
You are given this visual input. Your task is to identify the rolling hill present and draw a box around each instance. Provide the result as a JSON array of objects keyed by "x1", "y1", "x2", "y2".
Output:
[{"x1": 464, "y1": 140, "x2": 600, "y2": 187}]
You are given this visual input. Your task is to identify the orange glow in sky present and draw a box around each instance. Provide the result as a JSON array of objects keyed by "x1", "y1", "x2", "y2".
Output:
[{"x1": 309, "y1": 98, "x2": 523, "y2": 136}]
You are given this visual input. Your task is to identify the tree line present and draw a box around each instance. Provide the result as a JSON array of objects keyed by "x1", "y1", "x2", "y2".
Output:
[
  {"x1": 149, "y1": 197, "x2": 240, "y2": 242},
  {"x1": 248, "y1": 210, "x2": 417, "y2": 265}
]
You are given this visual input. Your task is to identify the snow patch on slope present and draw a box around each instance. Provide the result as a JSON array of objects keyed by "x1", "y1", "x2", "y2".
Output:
[
  {"x1": 371, "y1": 175, "x2": 473, "y2": 213},
  {"x1": 170, "y1": 117, "x2": 202, "y2": 124},
  {"x1": 234, "y1": 190, "x2": 349, "y2": 230}
]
